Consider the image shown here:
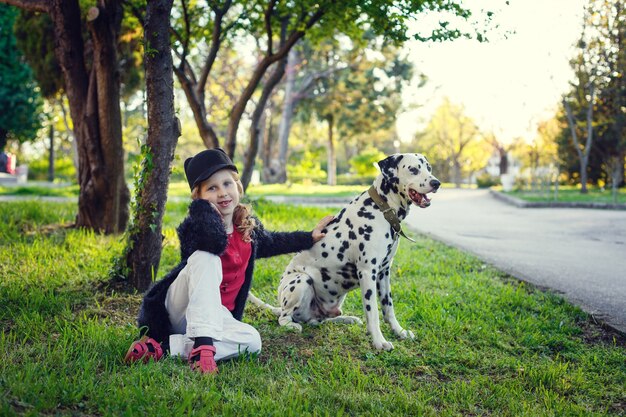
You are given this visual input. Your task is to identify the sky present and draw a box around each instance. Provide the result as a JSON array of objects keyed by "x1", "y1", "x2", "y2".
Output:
[{"x1": 397, "y1": 0, "x2": 587, "y2": 144}]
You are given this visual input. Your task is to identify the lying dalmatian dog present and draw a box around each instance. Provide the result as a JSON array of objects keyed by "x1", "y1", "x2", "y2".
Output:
[{"x1": 250, "y1": 153, "x2": 440, "y2": 350}]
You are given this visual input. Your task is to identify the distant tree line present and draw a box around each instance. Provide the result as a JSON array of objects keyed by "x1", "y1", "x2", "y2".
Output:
[{"x1": 559, "y1": 0, "x2": 625, "y2": 192}]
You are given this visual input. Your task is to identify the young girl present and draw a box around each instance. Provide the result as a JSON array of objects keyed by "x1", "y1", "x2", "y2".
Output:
[{"x1": 125, "y1": 148, "x2": 332, "y2": 374}]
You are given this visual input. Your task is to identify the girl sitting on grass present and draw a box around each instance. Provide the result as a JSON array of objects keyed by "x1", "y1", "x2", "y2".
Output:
[{"x1": 125, "y1": 148, "x2": 332, "y2": 374}]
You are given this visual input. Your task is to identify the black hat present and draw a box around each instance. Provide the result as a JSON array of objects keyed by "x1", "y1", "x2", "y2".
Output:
[{"x1": 184, "y1": 148, "x2": 238, "y2": 190}]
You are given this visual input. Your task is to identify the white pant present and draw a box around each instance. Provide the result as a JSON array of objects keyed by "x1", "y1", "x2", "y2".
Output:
[{"x1": 165, "y1": 250, "x2": 261, "y2": 361}]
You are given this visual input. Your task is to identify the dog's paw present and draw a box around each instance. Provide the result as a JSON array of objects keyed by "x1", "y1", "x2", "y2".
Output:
[
  {"x1": 398, "y1": 329, "x2": 415, "y2": 340},
  {"x1": 343, "y1": 316, "x2": 363, "y2": 325},
  {"x1": 284, "y1": 322, "x2": 303, "y2": 332},
  {"x1": 373, "y1": 340, "x2": 394, "y2": 351},
  {"x1": 326, "y1": 315, "x2": 363, "y2": 325},
  {"x1": 269, "y1": 307, "x2": 282, "y2": 316}
]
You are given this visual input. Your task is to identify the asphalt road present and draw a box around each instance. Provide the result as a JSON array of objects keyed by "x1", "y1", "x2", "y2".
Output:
[{"x1": 405, "y1": 188, "x2": 626, "y2": 334}]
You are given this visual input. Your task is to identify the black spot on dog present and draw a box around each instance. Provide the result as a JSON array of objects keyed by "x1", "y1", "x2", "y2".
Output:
[
  {"x1": 346, "y1": 218, "x2": 354, "y2": 229},
  {"x1": 321, "y1": 268, "x2": 331, "y2": 282},
  {"x1": 321, "y1": 243, "x2": 326, "y2": 248},
  {"x1": 329, "y1": 290, "x2": 337, "y2": 296},
  {"x1": 289, "y1": 286, "x2": 295, "y2": 292},
  {"x1": 307, "y1": 278, "x2": 313, "y2": 285},
  {"x1": 366, "y1": 304, "x2": 371, "y2": 311},
  {"x1": 359, "y1": 242, "x2": 365, "y2": 252},
  {"x1": 371, "y1": 258, "x2": 377, "y2": 265},
  {"x1": 409, "y1": 166, "x2": 419, "y2": 175},
  {"x1": 357, "y1": 207, "x2": 375, "y2": 220},
  {"x1": 342, "y1": 281, "x2": 356, "y2": 290},
  {"x1": 365, "y1": 289, "x2": 372, "y2": 300},
  {"x1": 322, "y1": 252, "x2": 328, "y2": 258},
  {"x1": 349, "y1": 231, "x2": 357, "y2": 240},
  {"x1": 335, "y1": 232, "x2": 342, "y2": 238}
]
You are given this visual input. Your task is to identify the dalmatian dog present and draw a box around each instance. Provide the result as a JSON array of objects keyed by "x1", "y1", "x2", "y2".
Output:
[{"x1": 251, "y1": 153, "x2": 440, "y2": 351}]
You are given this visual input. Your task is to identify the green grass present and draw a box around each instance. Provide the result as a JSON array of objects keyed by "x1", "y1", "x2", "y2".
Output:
[
  {"x1": 1, "y1": 200, "x2": 625, "y2": 416},
  {"x1": 504, "y1": 186, "x2": 626, "y2": 205},
  {"x1": 0, "y1": 184, "x2": 80, "y2": 197}
]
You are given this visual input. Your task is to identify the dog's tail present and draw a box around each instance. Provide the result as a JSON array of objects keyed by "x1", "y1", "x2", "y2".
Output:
[{"x1": 247, "y1": 292, "x2": 281, "y2": 316}]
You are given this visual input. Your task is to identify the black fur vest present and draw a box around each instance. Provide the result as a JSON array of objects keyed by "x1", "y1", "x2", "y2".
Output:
[{"x1": 137, "y1": 199, "x2": 314, "y2": 344}]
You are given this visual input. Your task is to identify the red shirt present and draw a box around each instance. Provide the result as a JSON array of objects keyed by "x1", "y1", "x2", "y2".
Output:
[{"x1": 219, "y1": 228, "x2": 252, "y2": 311}]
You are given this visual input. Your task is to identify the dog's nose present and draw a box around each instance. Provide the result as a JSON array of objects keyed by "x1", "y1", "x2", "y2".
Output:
[{"x1": 430, "y1": 179, "x2": 441, "y2": 190}]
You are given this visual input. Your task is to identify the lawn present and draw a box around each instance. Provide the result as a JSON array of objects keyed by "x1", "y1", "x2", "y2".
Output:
[
  {"x1": 503, "y1": 185, "x2": 626, "y2": 205},
  {"x1": 0, "y1": 199, "x2": 625, "y2": 416}
]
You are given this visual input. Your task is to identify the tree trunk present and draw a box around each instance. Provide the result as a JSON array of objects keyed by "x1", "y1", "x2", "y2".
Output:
[
  {"x1": 499, "y1": 150, "x2": 508, "y2": 175},
  {"x1": 241, "y1": 54, "x2": 289, "y2": 191},
  {"x1": 563, "y1": 84, "x2": 594, "y2": 195},
  {"x1": 224, "y1": 10, "x2": 325, "y2": 159},
  {"x1": 453, "y1": 158, "x2": 462, "y2": 188},
  {"x1": 175, "y1": 72, "x2": 219, "y2": 148},
  {"x1": 273, "y1": 48, "x2": 299, "y2": 184},
  {"x1": 326, "y1": 115, "x2": 336, "y2": 186},
  {"x1": 125, "y1": 0, "x2": 179, "y2": 291},
  {"x1": 48, "y1": 125, "x2": 54, "y2": 182},
  {"x1": 261, "y1": 104, "x2": 275, "y2": 183},
  {"x1": 48, "y1": 0, "x2": 129, "y2": 233}
]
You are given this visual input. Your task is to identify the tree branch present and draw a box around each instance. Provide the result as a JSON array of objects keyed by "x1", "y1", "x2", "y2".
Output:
[
  {"x1": 265, "y1": 0, "x2": 277, "y2": 55},
  {"x1": 198, "y1": 0, "x2": 232, "y2": 91},
  {"x1": 0, "y1": 0, "x2": 48, "y2": 12},
  {"x1": 563, "y1": 99, "x2": 585, "y2": 163},
  {"x1": 584, "y1": 82, "x2": 594, "y2": 162}
]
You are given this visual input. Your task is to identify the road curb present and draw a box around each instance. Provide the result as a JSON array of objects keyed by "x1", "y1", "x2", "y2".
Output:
[{"x1": 489, "y1": 189, "x2": 626, "y2": 210}]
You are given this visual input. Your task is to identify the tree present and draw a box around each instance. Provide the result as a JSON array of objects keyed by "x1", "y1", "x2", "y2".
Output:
[
  {"x1": 563, "y1": 34, "x2": 597, "y2": 194},
  {"x1": 586, "y1": 0, "x2": 626, "y2": 189},
  {"x1": 122, "y1": 0, "x2": 179, "y2": 291},
  {"x1": 166, "y1": 0, "x2": 495, "y2": 171},
  {"x1": 0, "y1": 4, "x2": 42, "y2": 151},
  {"x1": 261, "y1": 44, "x2": 349, "y2": 183},
  {"x1": 297, "y1": 35, "x2": 413, "y2": 185},
  {"x1": 415, "y1": 98, "x2": 482, "y2": 187},
  {"x1": 1, "y1": 0, "x2": 130, "y2": 234},
  {"x1": 559, "y1": 0, "x2": 626, "y2": 192}
]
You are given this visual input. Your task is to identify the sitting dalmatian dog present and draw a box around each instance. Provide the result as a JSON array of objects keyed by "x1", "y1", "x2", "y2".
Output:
[{"x1": 251, "y1": 153, "x2": 440, "y2": 350}]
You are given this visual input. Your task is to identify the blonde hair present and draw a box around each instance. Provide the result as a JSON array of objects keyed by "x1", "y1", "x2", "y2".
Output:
[{"x1": 191, "y1": 170, "x2": 256, "y2": 242}]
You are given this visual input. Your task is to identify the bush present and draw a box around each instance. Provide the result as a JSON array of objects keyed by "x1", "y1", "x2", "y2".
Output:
[
  {"x1": 349, "y1": 147, "x2": 386, "y2": 177},
  {"x1": 26, "y1": 156, "x2": 77, "y2": 183},
  {"x1": 336, "y1": 173, "x2": 376, "y2": 186},
  {"x1": 287, "y1": 149, "x2": 326, "y2": 183},
  {"x1": 476, "y1": 173, "x2": 500, "y2": 188}
]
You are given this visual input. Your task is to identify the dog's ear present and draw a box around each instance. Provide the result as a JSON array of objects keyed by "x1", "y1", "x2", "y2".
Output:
[{"x1": 377, "y1": 154, "x2": 403, "y2": 179}]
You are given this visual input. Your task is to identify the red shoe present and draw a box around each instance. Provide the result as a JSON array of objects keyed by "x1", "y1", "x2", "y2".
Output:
[
  {"x1": 189, "y1": 345, "x2": 218, "y2": 374},
  {"x1": 124, "y1": 336, "x2": 163, "y2": 363}
]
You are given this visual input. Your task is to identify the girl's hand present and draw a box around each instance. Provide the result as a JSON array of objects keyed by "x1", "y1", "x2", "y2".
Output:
[
  {"x1": 312, "y1": 215, "x2": 335, "y2": 243},
  {"x1": 207, "y1": 201, "x2": 224, "y2": 220}
]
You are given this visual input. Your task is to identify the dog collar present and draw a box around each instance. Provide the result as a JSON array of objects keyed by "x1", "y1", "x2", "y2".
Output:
[{"x1": 368, "y1": 186, "x2": 416, "y2": 243}]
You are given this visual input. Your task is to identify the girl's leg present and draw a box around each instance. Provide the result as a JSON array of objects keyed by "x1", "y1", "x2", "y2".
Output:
[
  {"x1": 165, "y1": 250, "x2": 261, "y2": 361},
  {"x1": 213, "y1": 306, "x2": 262, "y2": 361},
  {"x1": 165, "y1": 250, "x2": 224, "y2": 338}
]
